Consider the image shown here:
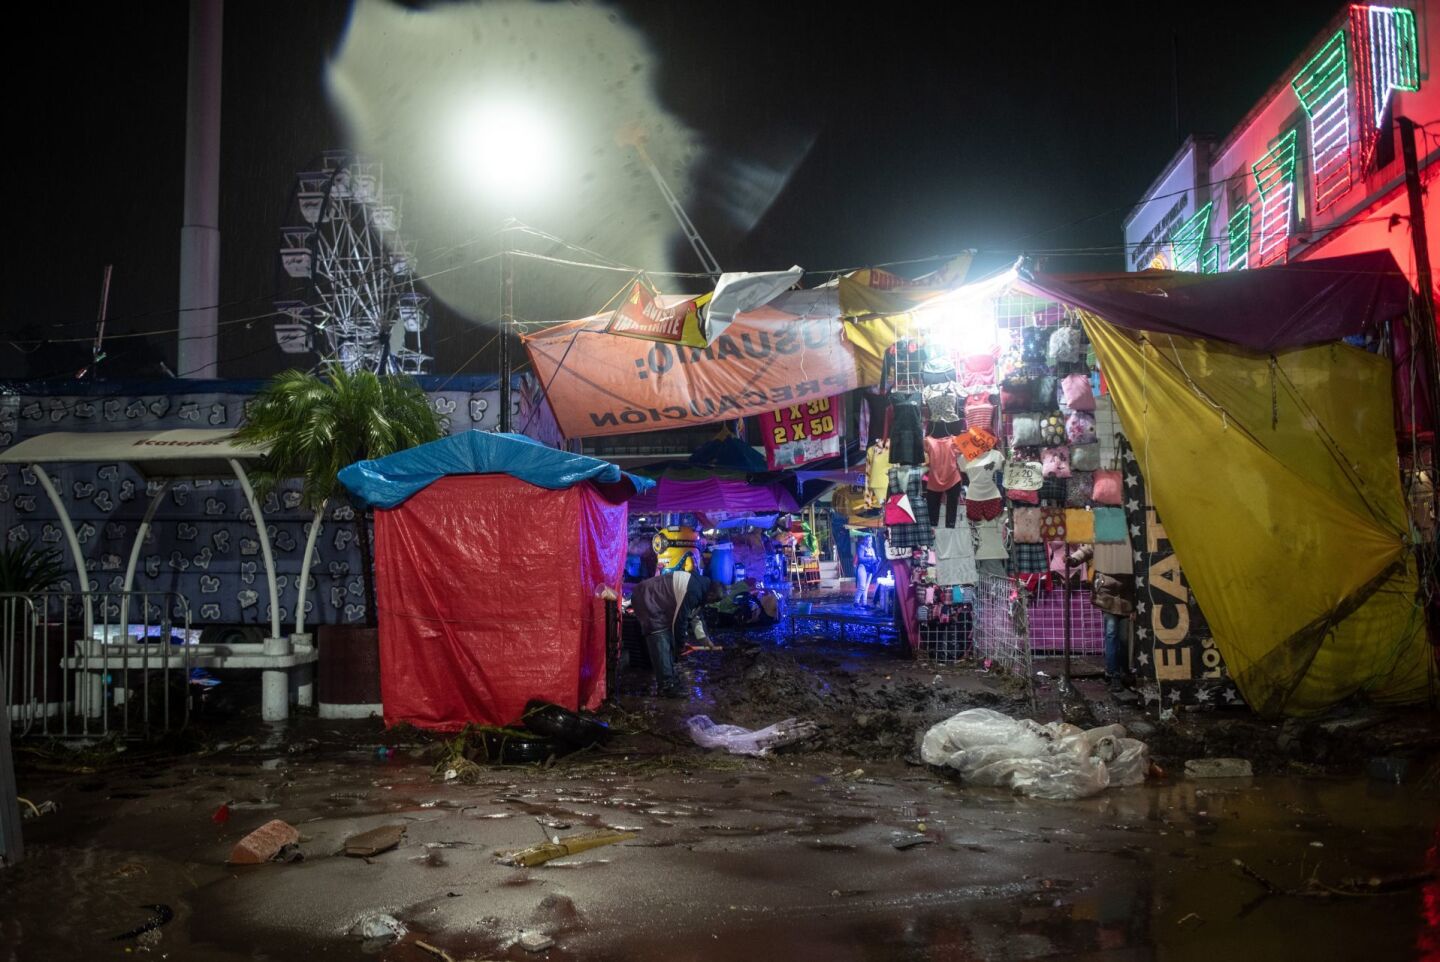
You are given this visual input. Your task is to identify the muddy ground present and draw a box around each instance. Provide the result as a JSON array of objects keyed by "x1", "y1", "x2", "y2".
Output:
[{"x1": 2, "y1": 627, "x2": 1438, "y2": 961}]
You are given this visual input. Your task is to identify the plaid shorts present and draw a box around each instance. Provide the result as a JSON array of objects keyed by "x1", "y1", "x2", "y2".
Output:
[{"x1": 1009, "y1": 542, "x2": 1047, "y2": 574}]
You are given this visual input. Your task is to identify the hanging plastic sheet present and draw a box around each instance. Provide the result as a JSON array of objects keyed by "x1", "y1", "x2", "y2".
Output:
[
  {"x1": 1082, "y1": 312, "x2": 1433, "y2": 715},
  {"x1": 372, "y1": 474, "x2": 627, "y2": 730}
]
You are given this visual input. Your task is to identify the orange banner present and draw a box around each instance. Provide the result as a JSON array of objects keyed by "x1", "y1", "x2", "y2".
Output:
[{"x1": 523, "y1": 293, "x2": 857, "y2": 440}]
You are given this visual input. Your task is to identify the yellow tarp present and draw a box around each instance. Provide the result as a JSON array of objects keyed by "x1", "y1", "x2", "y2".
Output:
[
  {"x1": 837, "y1": 255, "x2": 977, "y2": 386},
  {"x1": 843, "y1": 313, "x2": 916, "y2": 387},
  {"x1": 1083, "y1": 312, "x2": 1434, "y2": 716}
]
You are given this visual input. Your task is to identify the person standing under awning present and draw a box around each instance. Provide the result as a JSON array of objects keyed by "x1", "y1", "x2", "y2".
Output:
[{"x1": 629, "y1": 570, "x2": 718, "y2": 697}]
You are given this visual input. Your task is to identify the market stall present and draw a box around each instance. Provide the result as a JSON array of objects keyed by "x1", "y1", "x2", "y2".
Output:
[{"x1": 338, "y1": 431, "x2": 650, "y2": 730}]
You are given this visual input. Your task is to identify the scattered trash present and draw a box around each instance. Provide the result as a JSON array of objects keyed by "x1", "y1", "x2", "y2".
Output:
[
  {"x1": 210, "y1": 803, "x2": 231, "y2": 825},
  {"x1": 1309, "y1": 841, "x2": 1324, "y2": 848},
  {"x1": 375, "y1": 746, "x2": 394, "y2": 761},
  {"x1": 415, "y1": 940, "x2": 455, "y2": 962},
  {"x1": 518, "y1": 931, "x2": 556, "y2": 952},
  {"x1": 1184, "y1": 758, "x2": 1254, "y2": 779},
  {"x1": 1177, "y1": 912, "x2": 1204, "y2": 927},
  {"x1": 111, "y1": 904, "x2": 174, "y2": 941},
  {"x1": 272, "y1": 842, "x2": 305, "y2": 863},
  {"x1": 498, "y1": 830, "x2": 637, "y2": 867},
  {"x1": 350, "y1": 912, "x2": 406, "y2": 943},
  {"x1": 287, "y1": 738, "x2": 320, "y2": 754},
  {"x1": 891, "y1": 834, "x2": 934, "y2": 850},
  {"x1": 920, "y1": 708, "x2": 1150, "y2": 800},
  {"x1": 686, "y1": 715, "x2": 819, "y2": 757},
  {"x1": 17, "y1": 798, "x2": 56, "y2": 819},
  {"x1": 522, "y1": 699, "x2": 611, "y2": 748},
  {"x1": 344, "y1": 823, "x2": 407, "y2": 857},
  {"x1": 228, "y1": 819, "x2": 301, "y2": 864},
  {"x1": 1367, "y1": 756, "x2": 1409, "y2": 784},
  {"x1": 260, "y1": 758, "x2": 282, "y2": 771}
]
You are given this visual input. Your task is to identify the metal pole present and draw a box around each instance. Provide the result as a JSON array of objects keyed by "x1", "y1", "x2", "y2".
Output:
[
  {"x1": 1398, "y1": 117, "x2": 1440, "y2": 634},
  {"x1": 499, "y1": 220, "x2": 515, "y2": 434},
  {"x1": 1398, "y1": 117, "x2": 1439, "y2": 403},
  {"x1": 1061, "y1": 561, "x2": 1073, "y2": 692},
  {"x1": 177, "y1": 0, "x2": 223, "y2": 378},
  {"x1": 0, "y1": 674, "x2": 23, "y2": 865}
]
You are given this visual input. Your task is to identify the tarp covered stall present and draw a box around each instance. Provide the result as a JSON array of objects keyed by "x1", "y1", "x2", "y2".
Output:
[
  {"x1": 1014, "y1": 252, "x2": 1433, "y2": 716},
  {"x1": 1078, "y1": 317, "x2": 1432, "y2": 715},
  {"x1": 339, "y1": 432, "x2": 650, "y2": 731}
]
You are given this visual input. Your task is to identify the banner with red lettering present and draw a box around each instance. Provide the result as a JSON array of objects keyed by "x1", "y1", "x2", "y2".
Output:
[
  {"x1": 605, "y1": 280, "x2": 712, "y2": 347},
  {"x1": 522, "y1": 288, "x2": 857, "y2": 440},
  {"x1": 759, "y1": 397, "x2": 842, "y2": 469}
]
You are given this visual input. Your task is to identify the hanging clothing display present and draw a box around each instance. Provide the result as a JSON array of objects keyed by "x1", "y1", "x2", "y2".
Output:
[
  {"x1": 881, "y1": 338, "x2": 930, "y2": 394},
  {"x1": 962, "y1": 448, "x2": 1005, "y2": 501},
  {"x1": 923, "y1": 435, "x2": 962, "y2": 491},
  {"x1": 888, "y1": 393, "x2": 925, "y2": 465},
  {"x1": 934, "y1": 523, "x2": 977, "y2": 587},
  {"x1": 973, "y1": 516, "x2": 1008, "y2": 561},
  {"x1": 884, "y1": 466, "x2": 933, "y2": 550}
]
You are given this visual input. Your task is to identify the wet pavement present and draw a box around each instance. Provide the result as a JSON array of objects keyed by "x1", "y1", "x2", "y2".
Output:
[{"x1": 3, "y1": 629, "x2": 1438, "y2": 961}]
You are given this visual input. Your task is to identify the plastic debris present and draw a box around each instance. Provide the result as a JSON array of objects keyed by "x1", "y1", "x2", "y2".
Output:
[
  {"x1": 518, "y1": 932, "x2": 556, "y2": 952},
  {"x1": 1184, "y1": 758, "x2": 1254, "y2": 779},
  {"x1": 686, "y1": 715, "x2": 819, "y2": 757},
  {"x1": 497, "y1": 830, "x2": 636, "y2": 867},
  {"x1": 350, "y1": 913, "x2": 406, "y2": 942},
  {"x1": 920, "y1": 708, "x2": 1150, "y2": 800},
  {"x1": 111, "y1": 904, "x2": 174, "y2": 941}
]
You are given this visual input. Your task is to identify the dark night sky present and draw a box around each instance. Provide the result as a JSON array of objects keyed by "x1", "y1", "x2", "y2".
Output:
[{"x1": 6, "y1": 0, "x2": 1343, "y2": 381}]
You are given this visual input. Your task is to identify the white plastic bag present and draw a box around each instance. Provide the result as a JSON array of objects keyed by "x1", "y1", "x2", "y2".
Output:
[
  {"x1": 687, "y1": 715, "x2": 818, "y2": 757},
  {"x1": 920, "y1": 708, "x2": 1149, "y2": 800}
]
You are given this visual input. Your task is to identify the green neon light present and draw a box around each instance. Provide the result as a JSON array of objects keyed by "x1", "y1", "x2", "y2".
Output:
[
  {"x1": 1226, "y1": 203, "x2": 1251, "y2": 271},
  {"x1": 1291, "y1": 30, "x2": 1351, "y2": 211},
  {"x1": 1169, "y1": 201, "x2": 1213, "y2": 273},
  {"x1": 1252, "y1": 130, "x2": 1298, "y2": 265},
  {"x1": 1201, "y1": 245, "x2": 1220, "y2": 274}
]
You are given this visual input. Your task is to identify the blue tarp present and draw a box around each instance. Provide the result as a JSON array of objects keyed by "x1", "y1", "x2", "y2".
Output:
[{"x1": 339, "y1": 431, "x2": 654, "y2": 509}]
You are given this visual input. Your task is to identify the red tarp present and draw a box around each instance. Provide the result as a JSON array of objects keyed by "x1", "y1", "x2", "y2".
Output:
[{"x1": 373, "y1": 474, "x2": 627, "y2": 730}]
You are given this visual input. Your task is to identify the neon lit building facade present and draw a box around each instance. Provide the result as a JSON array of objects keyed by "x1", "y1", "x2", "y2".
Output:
[{"x1": 1125, "y1": 2, "x2": 1437, "y2": 294}]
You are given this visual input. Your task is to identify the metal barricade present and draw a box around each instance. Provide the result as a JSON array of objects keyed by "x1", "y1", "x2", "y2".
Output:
[{"x1": 1, "y1": 591, "x2": 194, "y2": 739}]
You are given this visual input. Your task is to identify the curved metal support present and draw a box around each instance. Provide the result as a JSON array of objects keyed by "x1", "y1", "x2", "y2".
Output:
[
  {"x1": 294, "y1": 501, "x2": 326, "y2": 637},
  {"x1": 118, "y1": 480, "x2": 171, "y2": 632},
  {"x1": 228, "y1": 459, "x2": 282, "y2": 640},
  {"x1": 30, "y1": 464, "x2": 92, "y2": 638}
]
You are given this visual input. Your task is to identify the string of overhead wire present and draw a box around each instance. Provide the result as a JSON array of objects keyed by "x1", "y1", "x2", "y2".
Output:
[{"x1": 10, "y1": 124, "x2": 1435, "y2": 364}]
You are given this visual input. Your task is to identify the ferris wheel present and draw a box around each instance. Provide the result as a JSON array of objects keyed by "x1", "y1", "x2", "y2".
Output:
[{"x1": 274, "y1": 150, "x2": 431, "y2": 375}]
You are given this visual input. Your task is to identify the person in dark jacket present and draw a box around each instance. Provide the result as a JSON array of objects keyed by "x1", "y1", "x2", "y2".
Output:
[
  {"x1": 1068, "y1": 544, "x2": 1136, "y2": 691},
  {"x1": 629, "y1": 570, "x2": 718, "y2": 696}
]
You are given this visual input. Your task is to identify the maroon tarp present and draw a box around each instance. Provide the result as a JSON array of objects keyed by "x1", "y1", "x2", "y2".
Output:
[
  {"x1": 628, "y1": 475, "x2": 800, "y2": 514},
  {"x1": 1019, "y1": 250, "x2": 1412, "y2": 352},
  {"x1": 373, "y1": 474, "x2": 627, "y2": 730}
]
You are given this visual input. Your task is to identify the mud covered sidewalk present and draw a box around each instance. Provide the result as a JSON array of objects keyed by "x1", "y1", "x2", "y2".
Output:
[{"x1": 2, "y1": 629, "x2": 1438, "y2": 961}]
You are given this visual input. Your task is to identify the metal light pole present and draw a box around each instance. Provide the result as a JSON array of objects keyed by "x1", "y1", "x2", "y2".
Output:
[
  {"x1": 177, "y1": 0, "x2": 223, "y2": 378},
  {"x1": 499, "y1": 219, "x2": 516, "y2": 433}
]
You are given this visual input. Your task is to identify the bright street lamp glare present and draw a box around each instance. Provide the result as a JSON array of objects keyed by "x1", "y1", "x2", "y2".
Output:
[{"x1": 455, "y1": 101, "x2": 562, "y2": 200}]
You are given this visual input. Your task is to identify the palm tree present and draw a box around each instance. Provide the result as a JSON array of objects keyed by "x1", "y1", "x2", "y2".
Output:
[{"x1": 233, "y1": 368, "x2": 442, "y2": 627}]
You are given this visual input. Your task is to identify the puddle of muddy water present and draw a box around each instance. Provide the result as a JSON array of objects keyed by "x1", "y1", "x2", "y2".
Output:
[{"x1": 4, "y1": 736, "x2": 1436, "y2": 962}]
